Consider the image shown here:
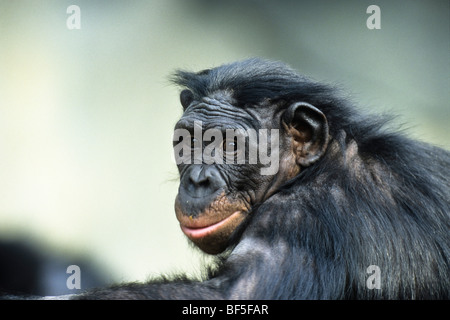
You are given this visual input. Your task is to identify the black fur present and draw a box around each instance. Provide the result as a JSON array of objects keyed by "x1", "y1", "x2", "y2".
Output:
[{"x1": 78, "y1": 58, "x2": 449, "y2": 299}]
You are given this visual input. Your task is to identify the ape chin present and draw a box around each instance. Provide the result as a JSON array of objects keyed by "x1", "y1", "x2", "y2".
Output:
[{"x1": 48, "y1": 59, "x2": 450, "y2": 299}]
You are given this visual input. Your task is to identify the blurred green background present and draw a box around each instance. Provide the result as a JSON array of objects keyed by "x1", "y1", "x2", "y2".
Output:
[{"x1": 0, "y1": 0, "x2": 448, "y2": 284}]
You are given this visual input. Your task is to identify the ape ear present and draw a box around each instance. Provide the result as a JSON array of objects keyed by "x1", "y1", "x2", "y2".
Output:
[
  {"x1": 180, "y1": 89, "x2": 194, "y2": 110},
  {"x1": 281, "y1": 102, "x2": 329, "y2": 167}
]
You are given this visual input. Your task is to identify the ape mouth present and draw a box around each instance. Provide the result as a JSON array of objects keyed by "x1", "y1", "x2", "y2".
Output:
[
  {"x1": 180, "y1": 211, "x2": 243, "y2": 239},
  {"x1": 178, "y1": 209, "x2": 247, "y2": 254},
  {"x1": 174, "y1": 193, "x2": 249, "y2": 254}
]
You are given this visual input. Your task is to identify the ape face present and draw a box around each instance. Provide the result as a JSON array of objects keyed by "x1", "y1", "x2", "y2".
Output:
[{"x1": 173, "y1": 90, "x2": 329, "y2": 254}]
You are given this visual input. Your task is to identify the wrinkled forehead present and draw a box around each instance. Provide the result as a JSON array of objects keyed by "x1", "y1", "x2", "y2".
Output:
[{"x1": 178, "y1": 92, "x2": 260, "y2": 130}]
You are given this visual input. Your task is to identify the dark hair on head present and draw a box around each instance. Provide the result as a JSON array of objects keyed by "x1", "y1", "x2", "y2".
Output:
[
  {"x1": 171, "y1": 58, "x2": 390, "y2": 143},
  {"x1": 171, "y1": 58, "x2": 329, "y2": 105}
]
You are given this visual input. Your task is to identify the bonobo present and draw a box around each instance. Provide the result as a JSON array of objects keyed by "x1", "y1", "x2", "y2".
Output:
[{"x1": 76, "y1": 58, "x2": 449, "y2": 299}]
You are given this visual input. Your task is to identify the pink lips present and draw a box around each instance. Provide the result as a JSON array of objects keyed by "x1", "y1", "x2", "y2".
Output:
[{"x1": 180, "y1": 211, "x2": 241, "y2": 239}]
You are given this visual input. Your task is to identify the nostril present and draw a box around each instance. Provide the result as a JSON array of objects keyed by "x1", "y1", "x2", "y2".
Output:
[
  {"x1": 188, "y1": 177, "x2": 210, "y2": 193},
  {"x1": 196, "y1": 179, "x2": 210, "y2": 187},
  {"x1": 189, "y1": 166, "x2": 209, "y2": 186},
  {"x1": 182, "y1": 165, "x2": 227, "y2": 198}
]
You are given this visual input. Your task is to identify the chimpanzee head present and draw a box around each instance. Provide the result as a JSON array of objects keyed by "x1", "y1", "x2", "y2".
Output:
[{"x1": 172, "y1": 58, "x2": 330, "y2": 254}]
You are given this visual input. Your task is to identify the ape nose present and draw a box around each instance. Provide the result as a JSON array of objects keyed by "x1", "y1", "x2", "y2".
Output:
[{"x1": 184, "y1": 165, "x2": 226, "y2": 198}]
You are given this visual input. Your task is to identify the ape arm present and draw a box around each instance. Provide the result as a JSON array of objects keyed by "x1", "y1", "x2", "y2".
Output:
[
  {"x1": 75, "y1": 279, "x2": 223, "y2": 300},
  {"x1": 76, "y1": 223, "x2": 332, "y2": 300}
]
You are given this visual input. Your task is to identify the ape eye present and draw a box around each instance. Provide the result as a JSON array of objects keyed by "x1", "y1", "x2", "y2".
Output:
[
  {"x1": 223, "y1": 137, "x2": 239, "y2": 155},
  {"x1": 191, "y1": 137, "x2": 200, "y2": 150},
  {"x1": 176, "y1": 135, "x2": 200, "y2": 151}
]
